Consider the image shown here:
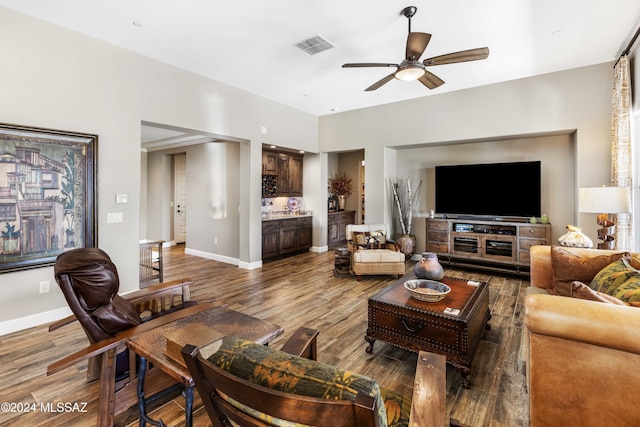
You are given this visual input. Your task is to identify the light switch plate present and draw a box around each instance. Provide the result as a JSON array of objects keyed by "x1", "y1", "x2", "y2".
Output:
[{"x1": 107, "y1": 212, "x2": 123, "y2": 223}]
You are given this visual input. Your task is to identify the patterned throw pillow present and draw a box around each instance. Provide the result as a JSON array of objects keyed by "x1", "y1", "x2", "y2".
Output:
[
  {"x1": 353, "y1": 230, "x2": 387, "y2": 249},
  {"x1": 591, "y1": 258, "x2": 640, "y2": 304},
  {"x1": 549, "y1": 246, "x2": 630, "y2": 297},
  {"x1": 207, "y1": 336, "x2": 392, "y2": 427}
]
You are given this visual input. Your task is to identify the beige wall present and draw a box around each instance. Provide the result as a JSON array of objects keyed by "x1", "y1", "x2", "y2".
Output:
[
  {"x1": 0, "y1": 7, "x2": 318, "y2": 332},
  {"x1": 319, "y1": 63, "x2": 615, "y2": 251},
  {"x1": 396, "y1": 134, "x2": 574, "y2": 254}
]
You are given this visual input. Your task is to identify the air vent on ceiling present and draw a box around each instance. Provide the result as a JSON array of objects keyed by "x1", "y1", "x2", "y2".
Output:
[{"x1": 294, "y1": 34, "x2": 335, "y2": 55}]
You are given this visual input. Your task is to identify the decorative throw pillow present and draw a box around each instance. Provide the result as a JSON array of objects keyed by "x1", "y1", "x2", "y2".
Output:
[
  {"x1": 566, "y1": 280, "x2": 626, "y2": 305},
  {"x1": 610, "y1": 279, "x2": 640, "y2": 304},
  {"x1": 549, "y1": 246, "x2": 629, "y2": 297},
  {"x1": 353, "y1": 230, "x2": 387, "y2": 249},
  {"x1": 591, "y1": 258, "x2": 640, "y2": 303},
  {"x1": 208, "y1": 336, "x2": 389, "y2": 427}
]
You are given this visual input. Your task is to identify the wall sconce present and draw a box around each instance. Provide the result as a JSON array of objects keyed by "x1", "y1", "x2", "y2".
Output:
[{"x1": 578, "y1": 186, "x2": 631, "y2": 249}]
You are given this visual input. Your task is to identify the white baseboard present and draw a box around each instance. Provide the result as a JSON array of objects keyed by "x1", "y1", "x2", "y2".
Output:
[
  {"x1": 239, "y1": 260, "x2": 262, "y2": 270},
  {"x1": 310, "y1": 245, "x2": 328, "y2": 253},
  {"x1": 184, "y1": 247, "x2": 239, "y2": 266},
  {"x1": 0, "y1": 306, "x2": 72, "y2": 336}
]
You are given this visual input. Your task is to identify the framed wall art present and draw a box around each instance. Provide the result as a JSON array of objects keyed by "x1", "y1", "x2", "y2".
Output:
[{"x1": 0, "y1": 123, "x2": 97, "y2": 273}]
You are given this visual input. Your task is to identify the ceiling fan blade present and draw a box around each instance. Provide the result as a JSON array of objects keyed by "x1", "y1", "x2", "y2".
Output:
[
  {"x1": 342, "y1": 63, "x2": 398, "y2": 68},
  {"x1": 423, "y1": 47, "x2": 489, "y2": 66},
  {"x1": 418, "y1": 70, "x2": 445, "y2": 89},
  {"x1": 406, "y1": 32, "x2": 431, "y2": 60},
  {"x1": 365, "y1": 73, "x2": 396, "y2": 91}
]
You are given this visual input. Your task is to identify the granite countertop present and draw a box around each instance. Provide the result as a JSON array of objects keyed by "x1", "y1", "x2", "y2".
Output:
[{"x1": 262, "y1": 211, "x2": 313, "y2": 221}]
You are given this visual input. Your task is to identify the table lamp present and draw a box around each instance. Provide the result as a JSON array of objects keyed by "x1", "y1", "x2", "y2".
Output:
[{"x1": 578, "y1": 186, "x2": 631, "y2": 249}]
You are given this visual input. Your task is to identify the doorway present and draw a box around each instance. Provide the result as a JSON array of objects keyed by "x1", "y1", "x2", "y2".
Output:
[{"x1": 174, "y1": 153, "x2": 187, "y2": 244}]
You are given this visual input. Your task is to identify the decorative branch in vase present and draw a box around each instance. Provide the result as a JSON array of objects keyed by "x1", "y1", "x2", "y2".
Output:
[
  {"x1": 389, "y1": 177, "x2": 422, "y2": 259},
  {"x1": 328, "y1": 172, "x2": 353, "y2": 211}
]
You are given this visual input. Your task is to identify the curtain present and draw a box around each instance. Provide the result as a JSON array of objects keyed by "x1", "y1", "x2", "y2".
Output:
[{"x1": 611, "y1": 54, "x2": 633, "y2": 251}]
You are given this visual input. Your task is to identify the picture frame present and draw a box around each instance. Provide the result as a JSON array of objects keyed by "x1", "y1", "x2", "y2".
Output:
[{"x1": 0, "y1": 123, "x2": 97, "y2": 273}]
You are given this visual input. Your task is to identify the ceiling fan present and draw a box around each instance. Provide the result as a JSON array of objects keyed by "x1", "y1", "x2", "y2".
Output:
[{"x1": 342, "y1": 6, "x2": 489, "y2": 91}]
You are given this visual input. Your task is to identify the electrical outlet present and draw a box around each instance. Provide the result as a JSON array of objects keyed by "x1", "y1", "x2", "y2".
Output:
[
  {"x1": 214, "y1": 237, "x2": 218, "y2": 244},
  {"x1": 39, "y1": 280, "x2": 50, "y2": 294}
]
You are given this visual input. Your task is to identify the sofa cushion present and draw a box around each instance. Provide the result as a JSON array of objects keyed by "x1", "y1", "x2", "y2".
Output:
[
  {"x1": 207, "y1": 336, "x2": 390, "y2": 427},
  {"x1": 353, "y1": 249, "x2": 405, "y2": 263},
  {"x1": 549, "y1": 246, "x2": 629, "y2": 297},
  {"x1": 591, "y1": 258, "x2": 640, "y2": 304}
]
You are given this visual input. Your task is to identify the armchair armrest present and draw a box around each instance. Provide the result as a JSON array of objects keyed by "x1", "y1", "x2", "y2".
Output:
[
  {"x1": 409, "y1": 351, "x2": 446, "y2": 427},
  {"x1": 279, "y1": 327, "x2": 319, "y2": 361},
  {"x1": 48, "y1": 278, "x2": 194, "y2": 332},
  {"x1": 525, "y1": 294, "x2": 640, "y2": 354},
  {"x1": 47, "y1": 301, "x2": 222, "y2": 376}
]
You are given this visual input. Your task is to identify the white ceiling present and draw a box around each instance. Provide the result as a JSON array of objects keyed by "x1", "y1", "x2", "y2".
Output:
[{"x1": 2, "y1": 1, "x2": 640, "y2": 144}]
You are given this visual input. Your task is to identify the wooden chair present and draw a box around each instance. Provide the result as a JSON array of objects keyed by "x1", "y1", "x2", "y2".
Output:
[
  {"x1": 47, "y1": 247, "x2": 197, "y2": 427},
  {"x1": 182, "y1": 327, "x2": 452, "y2": 427},
  {"x1": 139, "y1": 239, "x2": 164, "y2": 285}
]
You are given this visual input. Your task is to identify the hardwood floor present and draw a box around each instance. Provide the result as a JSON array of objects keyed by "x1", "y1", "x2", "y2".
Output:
[{"x1": 0, "y1": 245, "x2": 529, "y2": 426}]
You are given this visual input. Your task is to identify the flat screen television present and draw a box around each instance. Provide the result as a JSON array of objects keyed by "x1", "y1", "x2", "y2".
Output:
[{"x1": 435, "y1": 161, "x2": 541, "y2": 218}]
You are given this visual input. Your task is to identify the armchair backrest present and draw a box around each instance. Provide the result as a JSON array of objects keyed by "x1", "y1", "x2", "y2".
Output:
[
  {"x1": 181, "y1": 343, "x2": 382, "y2": 427},
  {"x1": 346, "y1": 224, "x2": 390, "y2": 242},
  {"x1": 54, "y1": 247, "x2": 140, "y2": 343}
]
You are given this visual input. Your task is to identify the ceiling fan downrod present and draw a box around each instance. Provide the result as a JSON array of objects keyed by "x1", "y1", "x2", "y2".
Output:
[{"x1": 402, "y1": 6, "x2": 418, "y2": 33}]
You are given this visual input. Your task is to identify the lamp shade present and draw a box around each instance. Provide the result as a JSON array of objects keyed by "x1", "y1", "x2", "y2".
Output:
[{"x1": 578, "y1": 186, "x2": 631, "y2": 214}]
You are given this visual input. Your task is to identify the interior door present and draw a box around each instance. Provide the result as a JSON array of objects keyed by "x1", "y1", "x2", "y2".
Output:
[{"x1": 174, "y1": 153, "x2": 187, "y2": 244}]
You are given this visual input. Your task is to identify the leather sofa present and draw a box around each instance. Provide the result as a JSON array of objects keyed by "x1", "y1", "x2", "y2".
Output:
[{"x1": 524, "y1": 245, "x2": 640, "y2": 426}]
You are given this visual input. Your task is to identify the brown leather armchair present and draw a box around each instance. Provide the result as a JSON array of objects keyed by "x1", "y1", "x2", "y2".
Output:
[
  {"x1": 48, "y1": 247, "x2": 197, "y2": 426},
  {"x1": 55, "y1": 247, "x2": 143, "y2": 345}
]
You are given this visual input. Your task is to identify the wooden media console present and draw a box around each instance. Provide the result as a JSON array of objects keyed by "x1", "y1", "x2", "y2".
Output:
[{"x1": 426, "y1": 217, "x2": 551, "y2": 275}]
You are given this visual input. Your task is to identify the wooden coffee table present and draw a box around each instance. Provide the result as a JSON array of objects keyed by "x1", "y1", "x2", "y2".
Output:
[
  {"x1": 126, "y1": 303, "x2": 284, "y2": 427},
  {"x1": 365, "y1": 273, "x2": 490, "y2": 388}
]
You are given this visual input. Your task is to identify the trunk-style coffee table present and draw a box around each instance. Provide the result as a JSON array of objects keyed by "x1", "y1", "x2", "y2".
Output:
[{"x1": 365, "y1": 273, "x2": 490, "y2": 388}]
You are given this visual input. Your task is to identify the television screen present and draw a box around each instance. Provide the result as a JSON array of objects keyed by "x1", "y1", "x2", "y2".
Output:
[{"x1": 435, "y1": 161, "x2": 541, "y2": 218}]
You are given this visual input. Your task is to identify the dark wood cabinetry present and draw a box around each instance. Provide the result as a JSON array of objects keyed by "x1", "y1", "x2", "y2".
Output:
[
  {"x1": 262, "y1": 216, "x2": 312, "y2": 261},
  {"x1": 426, "y1": 218, "x2": 551, "y2": 275},
  {"x1": 261, "y1": 221, "x2": 280, "y2": 259},
  {"x1": 262, "y1": 149, "x2": 303, "y2": 197},
  {"x1": 327, "y1": 210, "x2": 355, "y2": 247},
  {"x1": 262, "y1": 151, "x2": 278, "y2": 175}
]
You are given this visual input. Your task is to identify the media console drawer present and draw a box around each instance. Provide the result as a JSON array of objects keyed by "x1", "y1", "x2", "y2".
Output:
[{"x1": 520, "y1": 226, "x2": 548, "y2": 238}]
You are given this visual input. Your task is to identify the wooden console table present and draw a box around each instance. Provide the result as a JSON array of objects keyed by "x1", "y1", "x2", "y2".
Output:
[{"x1": 126, "y1": 304, "x2": 284, "y2": 426}]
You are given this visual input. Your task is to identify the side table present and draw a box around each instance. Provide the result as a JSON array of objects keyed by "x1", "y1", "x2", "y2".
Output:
[
  {"x1": 334, "y1": 246, "x2": 351, "y2": 277},
  {"x1": 126, "y1": 304, "x2": 284, "y2": 426}
]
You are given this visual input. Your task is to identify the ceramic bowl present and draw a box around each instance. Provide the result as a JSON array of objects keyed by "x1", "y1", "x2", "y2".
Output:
[{"x1": 404, "y1": 279, "x2": 451, "y2": 302}]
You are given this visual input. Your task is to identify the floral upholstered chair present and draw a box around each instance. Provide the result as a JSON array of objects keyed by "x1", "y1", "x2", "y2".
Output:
[
  {"x1": 346, "y1": 224, "x2": 406, "y2": 280},
  {"x1": 182, "y1": 327, "x2": 450, "y2": 427}
]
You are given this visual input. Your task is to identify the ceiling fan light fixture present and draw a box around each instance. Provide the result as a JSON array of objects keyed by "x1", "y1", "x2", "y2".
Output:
[{"x1": 395, "y1": 63, "x2": 425, "y2": 81}]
